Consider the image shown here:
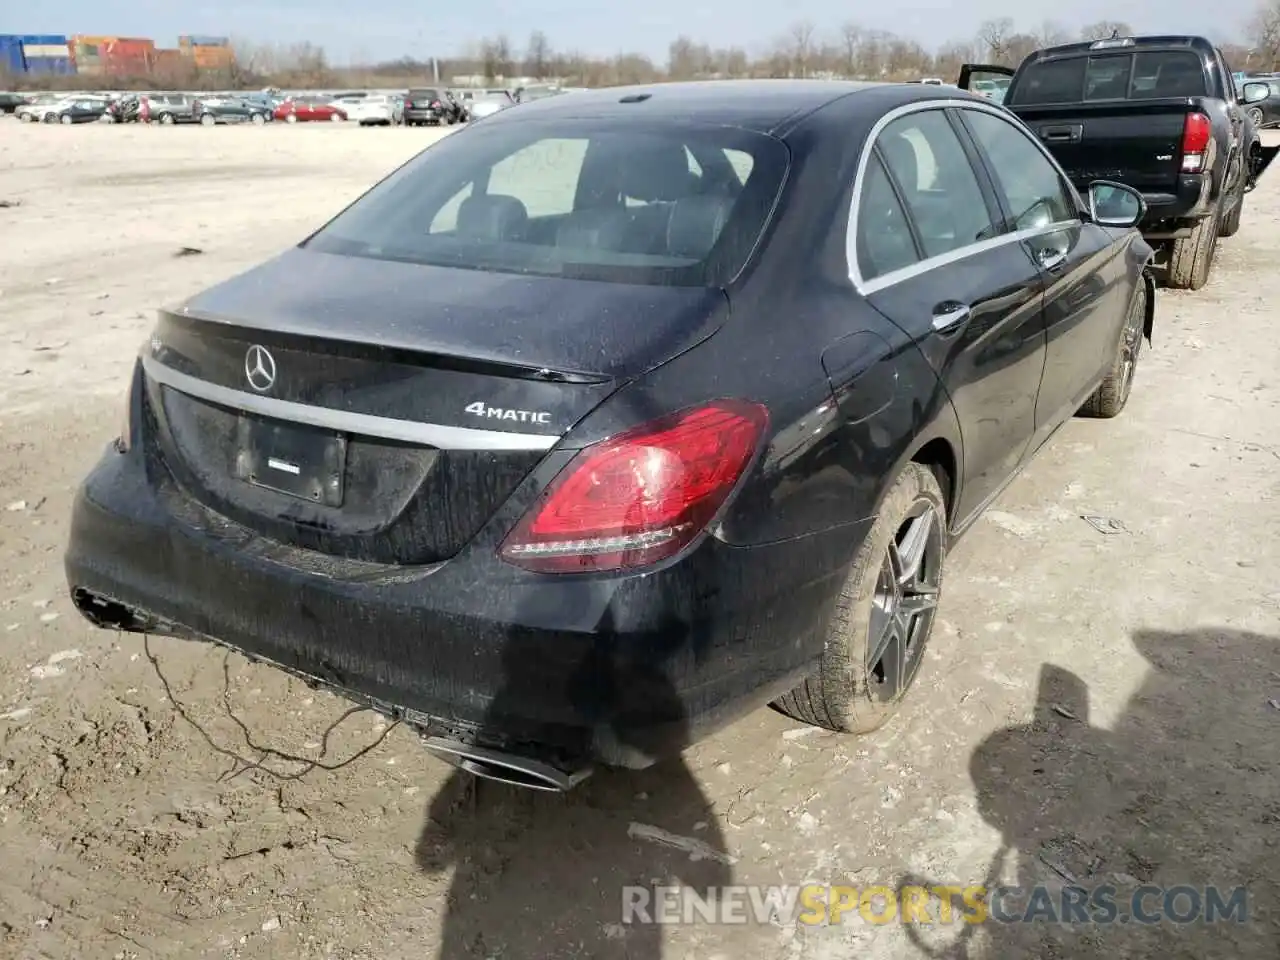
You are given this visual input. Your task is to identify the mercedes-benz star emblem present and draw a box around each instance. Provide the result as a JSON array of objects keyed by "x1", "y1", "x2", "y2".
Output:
[{"x1": 244, "y1": 345, "x2": 277, "y2": 392}]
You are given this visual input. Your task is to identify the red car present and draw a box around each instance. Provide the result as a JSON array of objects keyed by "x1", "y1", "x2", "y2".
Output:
[{"x1": 274, "y1": 96, "x2": 347, "y2": 123}]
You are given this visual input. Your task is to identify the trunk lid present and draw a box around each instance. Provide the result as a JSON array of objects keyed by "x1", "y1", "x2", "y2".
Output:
[
  {"x1": 1011, "y1": 101, "x2": 1201, "y2": 193},
  {"x1": 144, "y1": 248, "x2": 728, "y2": 566}
]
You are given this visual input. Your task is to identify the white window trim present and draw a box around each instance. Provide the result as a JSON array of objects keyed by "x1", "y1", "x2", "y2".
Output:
[{"x1": 847, "y1": 98, "x2": 1087, "y2": 296}]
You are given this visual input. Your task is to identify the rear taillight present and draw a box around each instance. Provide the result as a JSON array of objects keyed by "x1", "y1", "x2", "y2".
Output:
[
  {"x1": 431, "y1": 100, "x2": 441, "y2": 108},
  {"x1": 500, "y1": 400, "x2": 769, "y2": 573},
  {"x1": 1181, "y1": 112, "x2": 1211, "y2": 173}
]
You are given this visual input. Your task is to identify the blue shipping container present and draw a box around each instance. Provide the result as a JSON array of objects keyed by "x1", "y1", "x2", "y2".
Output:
[
  {"x1": 0, "y1": 36, "x2": 26, "y2": 74},
  {"x1": 25, "y1": 56, "x2": 75, "y2": 76},
  {"x1": 17, "y1": 34, "x2": 68, "y2": 45}
]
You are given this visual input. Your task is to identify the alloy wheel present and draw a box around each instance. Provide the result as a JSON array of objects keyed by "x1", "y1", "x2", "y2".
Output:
[
  {"x1": 1248, "y1": 106, "x2": 1264, "y2": 127},
  {"x1": 866, "y1": 500, "x2": 943, "y2": 702},
  {"x1": 1118, "y1": 288, "x2": 1145, "y2": 399}
]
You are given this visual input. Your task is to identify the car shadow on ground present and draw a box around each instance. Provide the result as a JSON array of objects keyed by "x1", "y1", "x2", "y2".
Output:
[
  {"x1": 413, "y1": 607, "x2": 734, "y2": 959},
  {"x1": 903, "y1": 626, "x2": 1279, "y2": 958}
]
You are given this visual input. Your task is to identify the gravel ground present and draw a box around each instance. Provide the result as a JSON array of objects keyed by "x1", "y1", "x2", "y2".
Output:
[{"x1": 0, "y1": 121, "x2": 1277, "y2": 960}]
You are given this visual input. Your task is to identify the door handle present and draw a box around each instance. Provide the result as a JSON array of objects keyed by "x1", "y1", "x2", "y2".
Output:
[
  {"x1": 1038, "y1": 248, "x2": 1068, "y2": 272},
  {"x1": 932, "y1": 302, "x2": 971, "y2": 332}
]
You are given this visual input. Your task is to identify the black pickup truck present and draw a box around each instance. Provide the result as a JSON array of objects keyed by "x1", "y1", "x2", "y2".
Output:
[{"x1": 960, "y1": 36, "x2": 1273, "y2": 290}]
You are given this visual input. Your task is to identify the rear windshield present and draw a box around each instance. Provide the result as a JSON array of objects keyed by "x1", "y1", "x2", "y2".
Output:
[
  {"x1": 408, "y1": 89, "x2": 439, "y2": 98},
  {"x1": 303, "y1": 119, "x2": 789, "y2": 287},
  {"x1": 1010, "y1": 50, "x2": 1207, "y2": 104}
]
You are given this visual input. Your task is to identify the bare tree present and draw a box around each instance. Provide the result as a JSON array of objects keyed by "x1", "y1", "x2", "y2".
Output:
[
  {"x1": 1250, "y1": 0, "x2": 1280, "y2": 71},
  {"x1": 976, "y1": 17, "x2": 1015, "y2": 64},
  {"x1": 789, "y1": 20, "x2": 816, "y2": 77},
  {"x1": 840, "y1": 22, "x2": 861, "y2": 78},
  {"x1": 1035, "y1": 20, "x2": 1071, "y2": 47},
  {"x1": 1079, "y1": 21, "x2": 1135, "y2": 41},
  {"x1": 493, "y1": 35, "x2": 514, "y2": 78},
  {"x1": 524, "y1": 30, "x2": 551, "y2": 79}
]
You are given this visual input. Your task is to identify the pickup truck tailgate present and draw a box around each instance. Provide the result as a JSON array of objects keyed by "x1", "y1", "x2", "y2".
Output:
[{"x1": 1014, "y1": 101, "x2": 1196, "y2": 192}]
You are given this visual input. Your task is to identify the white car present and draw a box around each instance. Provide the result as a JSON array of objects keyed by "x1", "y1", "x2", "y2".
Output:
[
  {"x1": 337, "y1": 95, "x2": 401, "y2": 126},
  {"x1": 467, "y1": 92, "x2": 514, "y2": 121},
  {"x1": 16, "y1": 94, "x2": 71, "y2": 122}
]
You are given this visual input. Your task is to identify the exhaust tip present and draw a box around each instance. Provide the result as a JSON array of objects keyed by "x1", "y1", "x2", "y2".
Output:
[
  {"x1": 71, "y1": 588, "x2": 148, "y2": 631},
  {"x1": 422, "y1": 736, "x2": 592, "y2": 793}
]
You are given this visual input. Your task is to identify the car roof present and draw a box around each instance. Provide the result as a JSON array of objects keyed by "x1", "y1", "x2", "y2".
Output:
[{"x1": 492, "y1": 79, "x2": 971, "y2": 134}]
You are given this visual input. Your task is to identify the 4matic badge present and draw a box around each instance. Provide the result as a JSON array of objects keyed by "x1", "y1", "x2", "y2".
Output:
[{"x1": 464, "y1": 401, "x2": 552, "y2": 425}]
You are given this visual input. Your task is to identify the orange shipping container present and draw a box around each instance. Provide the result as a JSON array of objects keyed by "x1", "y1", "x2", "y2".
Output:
[{"x1": 192, "y1": 46, "x2": 233, "y2": 69}]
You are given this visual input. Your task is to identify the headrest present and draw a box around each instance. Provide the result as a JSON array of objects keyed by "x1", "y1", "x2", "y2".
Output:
[
  {"x1": 456, "y1": 194, "x2": 528, "y2": 240},
  {"x1": 880, "y1": 133, "x2": 919, "y2": 193},
  {"x1": 556, "y1": 208, "x2": 630, "y2": 250},
  {"x1": 666, "y1": 197, "x2": 734, "y2": 260},
  {"x1": 616, "y1": 142, "x2": 696, "y2": 202}
]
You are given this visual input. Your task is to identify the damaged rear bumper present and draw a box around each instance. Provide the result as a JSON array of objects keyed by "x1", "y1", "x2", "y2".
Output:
[{"x1": 65, "y1": 443, "x2": 854, "y2": 770}]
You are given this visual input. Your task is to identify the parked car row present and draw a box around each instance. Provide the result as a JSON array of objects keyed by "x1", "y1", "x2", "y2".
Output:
[{"x1": 9, "y1": 86, "x2": 533, "y2": 127}]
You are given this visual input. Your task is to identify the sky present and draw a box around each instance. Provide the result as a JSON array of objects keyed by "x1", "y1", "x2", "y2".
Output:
[{"x1": 1, "y1": 0, "x2": 1258, "y2": 65}]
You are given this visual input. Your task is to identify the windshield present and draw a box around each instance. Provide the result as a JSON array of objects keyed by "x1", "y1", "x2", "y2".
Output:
[
  {"x1": 303, "y1": 118, "x2": 789, "y2": 287},
  {"x1": 1011, "y1": 50, "x2": 1207, "y2": 104}
]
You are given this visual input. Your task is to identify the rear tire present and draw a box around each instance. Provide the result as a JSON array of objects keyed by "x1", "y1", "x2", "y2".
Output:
[
  {"x1": 60, "y1": 113, "x2": 73, "y2": 125},
  {"x1": 158, "y1": 112, "x2": 174, "y2": 125},
  {"x1": 1166, "y1": 208, "x2": 1220, "y2": 290},
  {"x1": 330, "y1": 112, "x2": 343, "y2": 122},
  {"x1": 200, "y1": 113, "x2": 216, "y2": 126},
  {"x1": 773, "y1": 462, "x2": 947, "y2": 734},
  {"x1": 1220, "y1": 176, "x2": 1246, "y2": 238},
  {"x1": 251, "y1": 113, "x2": 265, "y2": 125},
  {"x1": 1080, "y1": 278, "x2": 1147, "y2": 419},
  {"x1": 285, "y1": 113, "x2": 297, "y2": 123}
]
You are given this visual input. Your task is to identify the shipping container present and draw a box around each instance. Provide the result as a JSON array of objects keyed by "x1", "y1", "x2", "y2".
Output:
[
  {"x1": 192, "y1": 46, "x2": 234, "y2": 69},
  {"x1": 17, "y1": 34, "x2": 68, "y2": 45},
  {"x1": 72, "y1": 35, "x2": 119, "y2": 46},
  {"x1": 179, "y1": 35, "x2": 229, "y2": 48},
  {"x1": 0, "y1": 36, "x2": 26, "y2": 75},
  {"x1": 24, "y1": 56, "x2": 75, "y2": 76},
  {"x1": 22, "y1": 42, "x2": 73, "y2": 59}
]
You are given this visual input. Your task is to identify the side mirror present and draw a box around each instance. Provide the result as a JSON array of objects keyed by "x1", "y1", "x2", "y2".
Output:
[
  {"x1": 1087, "y1": 180, "x2": 1146, "y2": 228},
  {"x1": 1242, "y1": 81, "x2": 1270, "y2": 105}
]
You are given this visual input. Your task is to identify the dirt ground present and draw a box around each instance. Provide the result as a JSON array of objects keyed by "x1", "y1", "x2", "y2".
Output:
[{"x1": 0, "y1": 120, "x2": 1277, "y2": 960}]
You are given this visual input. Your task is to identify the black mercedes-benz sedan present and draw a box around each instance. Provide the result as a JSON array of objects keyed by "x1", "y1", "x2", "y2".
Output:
[{"x1": 66, "y1": 80, "x2": 1155, "y2": 791}]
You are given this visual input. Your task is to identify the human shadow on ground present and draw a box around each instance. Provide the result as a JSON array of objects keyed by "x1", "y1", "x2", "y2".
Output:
[
  {"x1": 903, "y1": 627, "x2": 1279, "y2": 958},
  {"x1": 414, "y1": 608, "x2": 734, "y2": 959}
]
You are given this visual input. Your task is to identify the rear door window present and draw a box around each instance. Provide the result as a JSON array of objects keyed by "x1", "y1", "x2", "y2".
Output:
[
  {"x1": 855, "y1": 154, "x2": 921, "y2": 281},
  {"x1": 873, "y1": 110, "x2": 997, "y2": 259}
]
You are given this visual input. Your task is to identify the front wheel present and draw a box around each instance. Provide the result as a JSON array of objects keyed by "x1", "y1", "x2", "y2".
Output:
[
  {"x1": 1248, "y1": 106, "x2": 1264, "y2": 128},
  {"x1": 251, "y1": 113, "x2": 265, "y2": 125},
  {"x1": 60, "y1": 113, "x2": 73, "y2": 125},
  {"x1": 330, "y1": 112, "x2": 343, "y2": 122},
  {"x1": 19, "y1": 111, "x2": 33, "y2": 122},
  {"x1": 158, "y1": 113, "x2": 174, "y2": 125},
  {"x1": 773, "y1": 462, "x2": 947, "y2": 734},
  {"x1": 1080, "y1": 279, "x2": 1147, "y2": 419},
  {"x1": 200, "y1": 113, "x2": 216, "y2": 126},
  {"x1": 284, "y1": 113, "x2": 297, "y2": 123}
]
